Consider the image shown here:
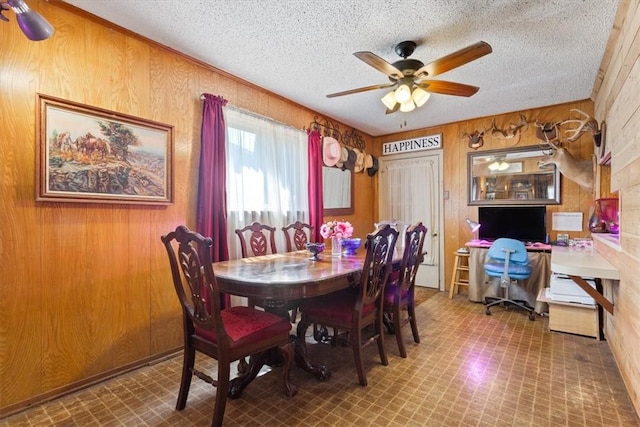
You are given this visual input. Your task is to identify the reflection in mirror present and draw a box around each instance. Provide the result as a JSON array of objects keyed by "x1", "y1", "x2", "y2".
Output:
[
  {"x1": 468, "y1": 146, "x2": 561, "y2": 205},
  {"x1": 323, "y1": 166, "x2": 353, "y2": 215}
]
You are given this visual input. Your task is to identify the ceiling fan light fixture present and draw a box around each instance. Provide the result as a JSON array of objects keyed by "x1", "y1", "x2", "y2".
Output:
[
  {"x1": 394, "y1": 83, "x2": 412, "y2": 104},
  {"x1": 381, "y1": 91, "x2": 397, "y2": 110},
  {"x1": 412, "y1": 87, "x2": 431, "y2": 107},
  {"x1": 488, "y1": 160, "x2": 509, "y2": 171},
  {"x1": 2, "y1": 0, "x2": 54, "y2": 41},
  {"x1": 399, "y1": 100, "x2": 415, "y2": 113}
]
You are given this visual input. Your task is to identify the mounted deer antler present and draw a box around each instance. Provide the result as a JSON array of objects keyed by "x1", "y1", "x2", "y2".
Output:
[
  {"x1": 560, "y1": 108, "x2": 601, "y2": 145},
  {"x1": 534, "y1": 120, "x2": 562, "y2": 143},
  {"x1": 462, "y1": 129, "x2": 485, "y2": 150},
  {"x1": 488, "y1": 113, "x2": 529, "y2": 141}
]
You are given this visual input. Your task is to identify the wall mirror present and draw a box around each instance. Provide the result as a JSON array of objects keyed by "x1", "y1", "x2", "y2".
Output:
[
  {"x1": 468, "y1": 146, "x2": 560, "y2": 205},
  {"x1": 323, "y1": 166, "x2": 353, "y2": 215}
]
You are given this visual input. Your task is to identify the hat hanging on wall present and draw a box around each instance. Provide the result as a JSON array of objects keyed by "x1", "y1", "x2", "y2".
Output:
[
  {"x1": 322, "y1": 136, "x2": 341, "y2": 167},
  {"x1": 367, "y1": 156, "x2": 379, "y2": 177},
  {"x1": 335, "y1": 146, "x2": 348, "y2": 168},
  {"x1": 364, "y1": 153, "x2": 374, "y2": 169},
  {"x1": 343, "y1": 148, "x2": 357, "y2": 171},
  {"x1": 353, "y1": 148, "x2": 365, "y2": 173}
]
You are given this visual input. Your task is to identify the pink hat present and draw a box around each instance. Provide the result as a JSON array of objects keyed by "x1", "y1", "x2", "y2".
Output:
[{"x1": 323, "y1": 137, "x2": 341, "y2": 167}]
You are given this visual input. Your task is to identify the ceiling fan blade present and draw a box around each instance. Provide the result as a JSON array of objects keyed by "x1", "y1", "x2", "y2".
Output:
[
  {"x1": 354, "y1": 51, "x2": 404, "y2": 80},
  {"x1": 415, "y1": 41, "x2": 492, "y2": 78},
  {"x1": 419, "y1": 80, "x2": 480, "y2": 97},
  {"x1": 385, "y1": 103, "x2": 400, "y2": 114},
  {"x1": 326, "y1": 82, "x2": 396, "y2": 98}
]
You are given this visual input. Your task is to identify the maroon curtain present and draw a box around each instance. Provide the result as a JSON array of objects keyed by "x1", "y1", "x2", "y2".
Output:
[
  {"x1": 197, "y1": 93, "x2": 230, "y2": 308},
  {"x1": 307, "y1": 129, "x2": 323, "y2": 242}
]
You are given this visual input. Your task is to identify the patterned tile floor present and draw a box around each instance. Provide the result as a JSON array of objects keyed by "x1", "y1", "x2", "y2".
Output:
[{"x1": 1, "y1": 291, "x2": 638, "y2": 426}]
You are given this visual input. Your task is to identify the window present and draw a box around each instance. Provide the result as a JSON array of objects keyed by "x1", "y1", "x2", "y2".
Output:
[{"x1": 225, "y1": 108, "x2": 308, "y2": 258}]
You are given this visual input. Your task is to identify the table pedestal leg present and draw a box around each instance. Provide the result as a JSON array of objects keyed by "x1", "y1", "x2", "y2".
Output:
[
  {"x1": 228, "y1": 351, "x2": 269, "y2": 399},
  {"x1": 291, "y1": 335, "x2": 331, "y2": 381},
  {"x1": 260, "y1": 299, "x2": 332, "y2": 381}
]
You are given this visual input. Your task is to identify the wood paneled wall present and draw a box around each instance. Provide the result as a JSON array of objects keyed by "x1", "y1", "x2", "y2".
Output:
[
  {"x1": 593, "y1": 0, "x2": 640, "y2": 416},
  {"x1": 0, "y1": 1, "x2": 375, "y2": 414},
  {"x1": 373, "y1": 100, "x2": 598, "y2": 289},
  {"x1": 2, "y1": 0, "x2": 637, "y2": 419}
]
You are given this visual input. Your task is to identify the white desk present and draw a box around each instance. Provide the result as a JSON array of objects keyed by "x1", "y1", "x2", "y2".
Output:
[{"x1": 550, "y1": 246, "x2": 619, "y2": 314}]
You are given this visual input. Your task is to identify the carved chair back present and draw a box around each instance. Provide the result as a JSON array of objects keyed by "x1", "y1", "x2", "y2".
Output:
[
  {"x1": 161, "y1": 225, "x2": 224, "y2": 339},
  {"x1": 359, "y1": 224, "x2": 400, "y2": 310},
  {"x1": 282, "y1": 221, "x2": 314, "y2": 252},
  {"x1": 395, "y1": 222, "x2": 428, "y2": 294},
  {"x1": 235, "y1": 222, "x2": 278, "y2": 257}
]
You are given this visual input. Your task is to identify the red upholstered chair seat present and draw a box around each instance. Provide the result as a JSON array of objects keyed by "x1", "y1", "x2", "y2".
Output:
[
  {"x1": 195, "y1": 306, "x2": 292, "y2": 348},
  {"x1": 299, "y1": 290, "x2": 376, "y2": 324}
]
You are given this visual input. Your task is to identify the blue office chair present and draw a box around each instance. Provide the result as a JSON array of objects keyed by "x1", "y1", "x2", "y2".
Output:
[{"x1": 483, "y1": 238, "x2": 535, "y2": 320}]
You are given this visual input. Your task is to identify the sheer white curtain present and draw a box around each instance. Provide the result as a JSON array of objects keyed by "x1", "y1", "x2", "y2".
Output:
[
  {"x1": 225, "y1": 107, "x2": 309, "y2": 259},
  {"x1": 385, "y1": 158, "x2": 437, "y2": 264}
]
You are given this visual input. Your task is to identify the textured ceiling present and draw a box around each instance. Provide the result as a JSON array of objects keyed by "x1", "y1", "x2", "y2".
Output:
[{"x1": 64, "y1": 0, "x2": 618, "y2": 136}]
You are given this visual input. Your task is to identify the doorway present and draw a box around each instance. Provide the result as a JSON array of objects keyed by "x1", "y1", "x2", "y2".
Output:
[{"x1": 378, "y1": 151, "x2": 444, "y2": 290}]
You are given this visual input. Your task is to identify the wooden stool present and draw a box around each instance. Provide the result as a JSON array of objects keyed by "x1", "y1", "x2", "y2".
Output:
[{"x1": 449, "y1": 251, "x2": 470, "y2": 298}]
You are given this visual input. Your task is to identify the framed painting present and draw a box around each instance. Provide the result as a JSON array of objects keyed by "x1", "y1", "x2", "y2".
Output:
[
  {"x1": 36, "y1": 94, "x2": 174, "y2": 205},
  {"x1": 515, "y1": 191, "x2": 529, "y2": 200}
]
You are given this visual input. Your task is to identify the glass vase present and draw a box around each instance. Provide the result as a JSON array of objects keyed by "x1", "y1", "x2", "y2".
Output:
[
  {"x1": 331, "y1": 236, "x2": 342, "y2": 258},
  {"x1": 588, "y1": 204, "x2": 607, "y2": 233}
]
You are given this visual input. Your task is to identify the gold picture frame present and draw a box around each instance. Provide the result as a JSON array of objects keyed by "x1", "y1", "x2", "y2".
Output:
[{"x1": 36, "y1": 94, "x2": 174, "y2": 205}]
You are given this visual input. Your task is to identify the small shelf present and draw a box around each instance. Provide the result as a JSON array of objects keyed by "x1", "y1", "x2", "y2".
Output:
[
  {"x1": 598, "y1": 151, "x2": 611, "y2": 166},
  {"x1": 592, "y1": 233, "x2": 621, "y2": 252}
]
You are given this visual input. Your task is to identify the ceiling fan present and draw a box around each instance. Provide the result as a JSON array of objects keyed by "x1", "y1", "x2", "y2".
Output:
[{"x1": 327, "y1": 40, "x2": 492, "y2": 114}]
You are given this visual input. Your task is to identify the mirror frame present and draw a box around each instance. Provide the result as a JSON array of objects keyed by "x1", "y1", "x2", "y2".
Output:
[
  {"x1": 467, "y1": 146, "x2": 561, "y2": 206},
  {"x1": 323, "y1": 166, "x2": 354, "y2": 216}
]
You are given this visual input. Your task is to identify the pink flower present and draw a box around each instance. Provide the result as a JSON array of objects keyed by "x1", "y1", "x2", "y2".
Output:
[{"x1": 320, "y1": 220, "x2": 353, "y2": 239}]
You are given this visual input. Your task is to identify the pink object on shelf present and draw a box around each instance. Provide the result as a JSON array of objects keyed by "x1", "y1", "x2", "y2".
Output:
[{"x1": 596, "y1": 198, "x2": 620, "y2": 234}]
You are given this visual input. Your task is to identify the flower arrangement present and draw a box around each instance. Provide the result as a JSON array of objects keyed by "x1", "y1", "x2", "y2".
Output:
[{"x1": 320, "y1": 220, "x2": 353, "y2": 240}]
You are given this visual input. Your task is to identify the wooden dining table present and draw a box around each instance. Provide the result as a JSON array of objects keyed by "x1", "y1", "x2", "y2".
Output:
[{"x1": 212, "y1": 249, "x2": 368, "y2": 396}]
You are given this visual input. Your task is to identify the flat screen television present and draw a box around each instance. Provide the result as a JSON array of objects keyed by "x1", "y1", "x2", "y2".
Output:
[{"x1": 478, "y1": 206, "x2": 547, "y2": 243}]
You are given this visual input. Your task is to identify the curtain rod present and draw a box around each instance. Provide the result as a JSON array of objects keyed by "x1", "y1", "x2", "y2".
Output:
[{"x1": 199, "y1": 94, "x2": 303, "y2": 134}]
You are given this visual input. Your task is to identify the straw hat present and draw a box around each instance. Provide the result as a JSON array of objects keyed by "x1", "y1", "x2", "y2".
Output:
[
  {"x1": 322, "y1": 137, "x2": 341, "y2": 167},
  {"x1": 353, "y1": 148, "x2": 365, "y2": 173},
  {"x1": 364, "y1": 153, "x2": 374, "y2": 169}
]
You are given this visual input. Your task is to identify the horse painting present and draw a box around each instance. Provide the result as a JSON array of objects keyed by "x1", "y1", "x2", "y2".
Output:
[{"x1": 75, "y1": 133, "x2": 111, "y2": 160}]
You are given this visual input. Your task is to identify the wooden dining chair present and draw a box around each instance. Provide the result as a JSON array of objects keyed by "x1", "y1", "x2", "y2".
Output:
[
  {"x1": 282, "y1": 221, "x2": 314, "y2": 252},
  {"x1": 235, "y1": 221, "x2": 278, "y2": 312},
  {"x1": 161, "y1": 225, "x2": 297, "y2": 427},
  {"x1": 296, "y1": 224, "x2": 399, "y2": 386},
  {"x1": 280, "y1": 220, "x2": 313, "y2": 323},
  {"x1": 382, "y1": 222, "x2": 428, "y2": 358},
  {"x1": 235, "y1": 221, "x2": 278, "y2": 257}
]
